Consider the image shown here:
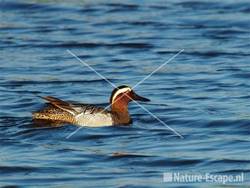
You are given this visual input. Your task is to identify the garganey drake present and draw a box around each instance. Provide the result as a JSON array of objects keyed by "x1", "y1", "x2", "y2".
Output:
[{"x1": 32, "y1": 85, "x2": 150, "y2": 127}]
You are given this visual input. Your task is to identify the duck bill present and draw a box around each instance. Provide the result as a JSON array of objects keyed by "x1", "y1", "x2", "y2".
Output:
[{"x1": 132, "y1": 92, "x2": 150, "y2": 102}]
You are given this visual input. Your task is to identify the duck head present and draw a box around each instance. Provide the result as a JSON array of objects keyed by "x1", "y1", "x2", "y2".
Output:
[{"x1": 110, "y1": 85, "x2": 150, "y2": 112}]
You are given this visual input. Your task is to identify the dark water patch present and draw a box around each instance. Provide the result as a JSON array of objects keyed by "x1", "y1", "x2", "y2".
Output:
[
  {"x1": 79, "y1": 7, "x2": 101, "y2": 13},
  {"x1": 223, "y1": 2, "x2": 250, "y2": 13},
  {"x1": 1, "y1": 103, "x2": 35, "y2": 113},
  {"x1": 149, "y1": 131, "x2": 184, "y2": 140},
  {"x1": 127, "y1": 21, "x2": 167, "y2": 28},
  {"x1": 0, "y1": 40, "x2": 16, "y2": 46},
  {"x1": 0, "y1": 1, "x2": 71, "y2": 12},
  {"x1": 0, "y1": 138, "x2": 20, "y2": 146},
  {"x1": 0, "y1": 177, "x2": 83, "y2": 185},
  {"x1": 109, "y1": 58, "x2": 132, "y2": 63},
  {"x1": 177, "y1": 1, "x2": 250, "y2": 15},
  {"x1": 30, "y1": 27, "x2": 76, "y2": 34},
  {"x1": 242, "y1": 7, "x2": 250, "y2": 13},
  {"x1": 91, "y1": 20, "x2": 125, "y2": 27},
  {"x1": 176, "y1": 1, "x2": 223, "y2": 10},
  {"x1": 0, "y1": 166, "x2": 37, "y2": 174},
  {"x1": 216, "y1": 169, "x2": 250, "y2": 174},
  {"x1": 0, "y1": 116, "x2": 21, "y2": 125},
  {"x1": 1, "y1": 1, "x2": 45, "y2": 11},
  {"x1": 206, "y1": 119, "x2": 250, "y2": 128},
  {"x1": 1, "y1": 0, "x2": 250, "y2": 187},
  {"x1": 129, "y1": 157, "x2": 203, "y2": 167},
  {"x1": 213, "y1": 29, "x2": 249, "y2": 36},
  {"x1": 10, "y1": 126, "x2": 63, "y2": 139},
  {"x1": 0, "y1": 79, "x2": 116, "y2": 87},
  {"x1": 217, "y1": 67, "x2": 243, "y2": 72},
  {"x1": 191, "y1": 96, "x2": 211, "y2": 100},
  {"x1": 148, "y1": 4, "x2": 170, "y2": 10},
  {"x1": 105, "y1": 2, "x2": 139, "y2": 9},
  {"x1": 152, "y1": 50, "x2": 183, "y2": 56},
  {"x1": 108, "y1": 152, "x2": 151, "y2": 159},
  {"x1": 77, "y1": 133, "x2": 129, "y2": 141},
  {"x1": 0, "y1": 185, "x2": 20, "y2": 188},
  {"x1": 185, "y1": 51, "x2": 249, "y2": 58},
  {"x1": 106, "y1": 7, "x2": 139, "y2": 13},
  {"x1": 74, "y1": 54, "x2": 94, "y2": 60},
  {"x1": 203, "y1": 30, "x2": 249, "y2": 40},
  {"x1": 232, "y1": 73, "x2": 250, "y2": 79},
  {"x1": 136, "y1": 115, "x2": 195, "y2": 129},
  {"x1": 34, "y1": 18, "x2": 85, "y2": 26},
  {"x1": 237, "y1": 95, "x2": 250, "y2": 99},
  {"x1": 0, "y1": 165, "x2": 64, "y2": 175},
  {"x1": 35, "y1": 42, "x2": 103, "y2": 49},
  {"x1": 108, "y1": 42, "x2": 153, "y2": 49},
  {"x1": 207, "y1": 159, "x2": 250, "y2": 166},
  {"x1": 155, "y1": 50, "x2": 245, "y2": 58},
  {"x1": 204, "y1": 29, "x2": 250, "y2": 40},
  {"x1": 117, "y1": 184, "x2": 158, "y2": 188},
  {"x1": 16, "y1": 42, "x2": 154, "y2": 50}
]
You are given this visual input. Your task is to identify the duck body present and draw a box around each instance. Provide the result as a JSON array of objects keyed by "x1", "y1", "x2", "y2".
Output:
[{"x1": 32, "y1": 85, "x2": 149, "y2": 127}]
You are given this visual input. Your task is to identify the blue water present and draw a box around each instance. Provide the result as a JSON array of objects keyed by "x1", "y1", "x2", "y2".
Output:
[{"x1": 1, "y1": 0, "x2": 250, "y2": 187}]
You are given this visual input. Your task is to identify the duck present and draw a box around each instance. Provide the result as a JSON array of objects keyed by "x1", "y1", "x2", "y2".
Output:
[{"x1": 32, "y1": 85, "x2": 150, "y2": 127}]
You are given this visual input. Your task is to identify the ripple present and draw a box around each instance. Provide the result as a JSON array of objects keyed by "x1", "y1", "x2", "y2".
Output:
[
  {"x1": 0, "y1": 166, "x2": 37, "y2": 174},
  {"x1": 0, "y1": 79, "x2": 115, "y2": 87},
  {"x1": 1, "y1": 2, "x2": 46, "y2": 11},
  {"x1": 128, "y1": 157, "x2": 203, "y2": 167},
  {"x1": 1, "y1": 1, "x2": 70, "y2": 12},
  {"x1": 1, "y1": 0, "x2": 250, "y2": 187}
]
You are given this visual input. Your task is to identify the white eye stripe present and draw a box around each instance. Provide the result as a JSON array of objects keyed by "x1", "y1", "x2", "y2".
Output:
[{"x1": 112, "y1": 87, "x2": 131, "y2": 103}]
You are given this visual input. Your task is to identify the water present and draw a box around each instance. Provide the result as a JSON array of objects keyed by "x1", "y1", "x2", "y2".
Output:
[{"x1": 0, "y1": 0, "x2": 250, "y2": 187}]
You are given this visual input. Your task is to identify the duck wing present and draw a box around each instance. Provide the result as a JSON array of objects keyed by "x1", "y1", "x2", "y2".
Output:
[
  {"x1": 41, "y1": 96, "x2": 108, "y2": 116},
  {"x1": 41, "y1": 96, "x2": 79, "y2": 115}
]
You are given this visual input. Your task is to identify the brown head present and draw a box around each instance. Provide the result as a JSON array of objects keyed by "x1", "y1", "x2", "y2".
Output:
[{"x1": 109, "y1": 85, "x2": 150, "y2": 113}]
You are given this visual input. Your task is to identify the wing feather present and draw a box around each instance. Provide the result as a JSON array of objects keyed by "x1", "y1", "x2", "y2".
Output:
[
  {"x1": 41, "y1": 96, "x2": 77, "y2": 115},
  {"x1": 40, "y1": 96, "x2": 108, "y2": 116}
]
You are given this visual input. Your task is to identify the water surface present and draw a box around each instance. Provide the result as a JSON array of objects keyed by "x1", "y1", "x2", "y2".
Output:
[{"x1": 0, "y1": 0, "x2": 250, "y2": 187}]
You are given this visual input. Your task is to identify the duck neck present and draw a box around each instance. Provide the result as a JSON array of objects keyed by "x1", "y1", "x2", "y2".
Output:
[{"x1": 111, "y1": 101, "x2": 131, "y2": 124}]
